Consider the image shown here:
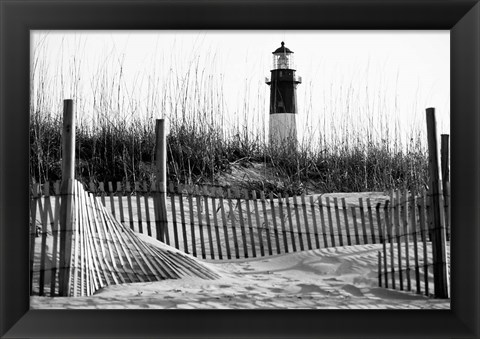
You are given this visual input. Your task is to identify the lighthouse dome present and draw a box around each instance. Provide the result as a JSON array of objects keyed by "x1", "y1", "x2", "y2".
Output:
[{"x1": 272, "y1": 41, "x2": 293, "y2": 54}]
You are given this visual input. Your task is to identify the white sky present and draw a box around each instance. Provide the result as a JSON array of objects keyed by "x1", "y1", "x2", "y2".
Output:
[{"x1": 31, "y1": 30, "x2": 450, "y2": 147}]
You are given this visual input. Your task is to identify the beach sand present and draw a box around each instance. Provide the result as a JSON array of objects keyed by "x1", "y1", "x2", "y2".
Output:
[{"x1": 31, "y1": 234, "x2": 450, "y2": 310}]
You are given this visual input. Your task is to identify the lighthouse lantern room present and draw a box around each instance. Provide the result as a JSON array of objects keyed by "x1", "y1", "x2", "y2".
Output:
[{"x1": 266, "y1": 41, "x2": 302, "y2": 146}]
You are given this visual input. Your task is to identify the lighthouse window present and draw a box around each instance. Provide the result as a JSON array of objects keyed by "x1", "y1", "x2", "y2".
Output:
[{"x1": 278, "y1": 55, "x2": 288, "y2": 69}]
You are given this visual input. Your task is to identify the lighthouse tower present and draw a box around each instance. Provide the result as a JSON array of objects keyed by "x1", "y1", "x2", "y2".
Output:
[{"x1": 266, "y1": 41, "x2": 302, "y2": 146}]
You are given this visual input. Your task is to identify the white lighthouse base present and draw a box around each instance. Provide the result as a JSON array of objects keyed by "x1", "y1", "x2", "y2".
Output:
[{"x1": 269, "y1": 113, "x2": 297, "y2": 148}]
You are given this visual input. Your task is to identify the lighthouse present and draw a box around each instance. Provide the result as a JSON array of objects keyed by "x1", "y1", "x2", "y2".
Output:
[{"x1": 266, "y1": 41, "x2": 302, "y2": 146}]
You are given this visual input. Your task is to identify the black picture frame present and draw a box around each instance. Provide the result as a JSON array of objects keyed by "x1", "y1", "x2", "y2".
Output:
[{"x1": 1, "y1": 0, "x2": 479, "y2": 338}]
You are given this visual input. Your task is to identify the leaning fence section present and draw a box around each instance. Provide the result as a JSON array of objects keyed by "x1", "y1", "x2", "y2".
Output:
[{"x1": 29, "y1": 180, "x2": 220, "y2": 297}]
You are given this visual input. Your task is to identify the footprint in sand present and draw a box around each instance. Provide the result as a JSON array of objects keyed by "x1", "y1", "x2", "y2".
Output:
[
  {"x1": 297, "y1": 283, "x2": 327, "y2": 294},
  {"x1": 340, "y1": 284, "x2": 364, "y2": 297}
]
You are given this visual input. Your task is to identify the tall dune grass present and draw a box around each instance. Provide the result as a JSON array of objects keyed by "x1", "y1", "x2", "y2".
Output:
[{"x1": 29, "y1": 36, "x2": 430, "y2": 194}]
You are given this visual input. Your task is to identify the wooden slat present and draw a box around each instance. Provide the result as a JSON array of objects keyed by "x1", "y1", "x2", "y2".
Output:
[
  {"x1": 160, "y1": 182, "x2": 170, "y2": 244},
  {"x1": 351, "y1": 206, "x2": 360, "y2": 245},
  {"x1": 43, "y1": 182, "x2": 58, "y2": 295},
  {"x1": 236, "y1": 189, "x2": 249, "y2": 258},
  {"x1": 382, "y1": 201, "x2": 389, "y2": 288},
  {"x1": 244, "y1": 190, "x2": 257, "y2": 258},
  {"x1": 169, "y1": 183, "x2": 180, "y2": 249},
  {"x1": 326, "y1": 197, "x2": 335, "y2": 247},
  {"x1": 284, "y1": 193, "x2": 296, "y2": 252},
  {"x1": 367, "y1": 198, "x2": 376, "y2": 243},
  {"x1": 376, "y1": 202, "x2": 384, "y2": 243},
  {"x1": 143, "y1": 181, "x2": 153, "y2": 237},
  {"x1": 444, "y1": 182, "x2": 451, "y2": 241},
  {"x1": 195, "y1": 189, "x2": 207, "y2": 259},
  {"x1": 334, "y1": 197, "x2": 343, "y2": 247},
  {"x1": 341, "y1": 198, "x2": 351, "y2": 246},
  {"x1": 270, "y1": 192, "x2": 281, "y2": 254},
  {"x1": 49, "y1": 182, "x2": 61, "y2": 296},
  {"x1": 38, "y1": 183, "x2": 50, "y2": 295},
  {"x1": 126, "y1": 182, "x2": 135, "y2": 231},
  {"x1": 227, "y1": 189, "x2": 240, "y2": 259},
  {"x1": 152, "y1": 181, "x2": 168, "y2": 244},
  {"x1": 116, "y1": 182, "x2": 125, "y2": 226},
  {"x1": 134, "y1": 182, "x2": 144, "y2": 234},
  {"x1": 394, "y1": 190, "x2": 404, "y2": 290},
  {"x1": 253, "y1": 191, "x2": 265, "y2": 257},
  {"x1": 318, "y1": 196, "x2": 329, "y2": 248},
  {"x1": 309, "y1": 196, "x2": 320, "y2": 249},
  {"x1": 203, "y1": 187, "x2": 215, "y2": 259},
  {"x1": 301, "y1": 194, "x2": 312, "y2": 250},
  {"x1": 293, "y1": 194, "x2": 304, "y2": 251},
  {"x1": 260, "y1": 192, "x2": 273, "y2": 256},
  {"x1": 108, "y1": 181, "x2": 116, "y2": 218},
  {"x1": 29, "y1": 183, "x2": 39, "y2": 295},
  {"x1": 419, "y1": 193, "x2": 429, "y2": 296},
  {"x1": 277, "y1": 193, "x2": 289, "y2": 253},
  {"x1": 402, "y1": 189, "x2": 411, "y2": 291},
  {"x1": 359, "y1": 198, "x2": 368, "y2": 244},
  {"x1": 378, "y1": 251, "x2": 382, "y2": 287},
  {"x1": 80, "y1": 182, "x2": 88, "y2": 295},
  {"x1": 71, "y1": 182, "x2": 81, "y2": 296},
  {"x1": 410, "y1": 193, "x2": 421, "y2": 294},
  {"x1": 187, "y1": 187, "x2": 197, "y2": 257},
  {"x1": 219, "y1": 192, "x2": 232, "y2": 259},
  {"x1": 385, "y1": 197, "x2": 395, "y2": 289},
  {"x1": 178, "y1": 185, "x2": 189, "y2": 254},
  {"x1": 425, "y1": 188, "x2": 433, "y2": 242},
  {"x1": 211, "y1": 191, "x2": 223, "y2": 260}
]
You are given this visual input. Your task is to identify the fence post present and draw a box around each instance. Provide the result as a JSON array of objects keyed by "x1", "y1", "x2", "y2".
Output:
[
  {"x1": 58, "y1": 99, "x2": 75, "y2": 296},
  {"x1": 441, "y1": 134, "x2": 450, "y2": 240},
  {"x1": 426, "y1": 108, "x2": 449, "y2": 298},
  {"x1": 154, "y1": 119, "x2": 168, "y2": 241}
]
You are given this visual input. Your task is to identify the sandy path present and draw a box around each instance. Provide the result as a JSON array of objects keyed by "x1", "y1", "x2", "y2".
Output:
[{"x1": 31, "y1": 242, "x2": 450, "y2": 310}]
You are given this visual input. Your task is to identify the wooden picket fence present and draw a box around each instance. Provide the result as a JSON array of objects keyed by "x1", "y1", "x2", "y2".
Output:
[
  {"x1": 30, "y1": 180, "x2": 451, "y2": 296},
  {"x1": 377, "y1": 187, "x2": 451, "y2": 298},
  {"x1": 32, "y1": 179, "x2": 396, "y2": 258}
]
